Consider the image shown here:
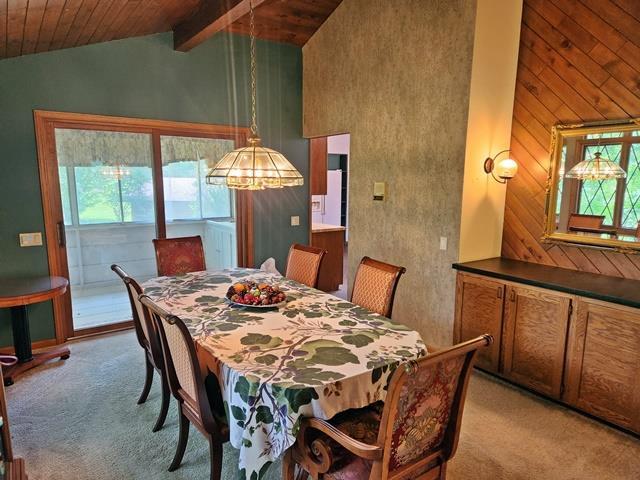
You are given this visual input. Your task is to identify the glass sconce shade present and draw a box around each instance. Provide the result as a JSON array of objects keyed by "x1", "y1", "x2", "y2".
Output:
[{"x1": 496, "y1": 158, "x2": 518, "y2": 180}]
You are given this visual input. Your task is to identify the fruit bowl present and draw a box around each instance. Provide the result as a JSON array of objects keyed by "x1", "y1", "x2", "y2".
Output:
[{"x1": 226, "y1": 281, "x2": 287, "y2": 308}]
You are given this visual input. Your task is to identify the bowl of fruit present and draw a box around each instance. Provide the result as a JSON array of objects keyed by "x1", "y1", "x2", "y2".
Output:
[{"x1": 226, "y1": 281, "x2": 287, "y2": 308}]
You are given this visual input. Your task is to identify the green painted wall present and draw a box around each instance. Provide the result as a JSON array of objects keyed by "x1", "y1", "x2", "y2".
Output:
[{"x1": 0, "y1": 32, "x2": 308, "y2": 344}]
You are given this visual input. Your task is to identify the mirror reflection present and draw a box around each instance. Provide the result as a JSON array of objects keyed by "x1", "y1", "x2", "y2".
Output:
[{"x1": 546, "y1": 119, "x2": 640, "y2": 251}]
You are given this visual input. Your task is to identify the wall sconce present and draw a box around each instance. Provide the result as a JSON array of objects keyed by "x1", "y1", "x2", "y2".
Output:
[{"x1": 484, "y1": 149, "x2": 518, "y2": 184}]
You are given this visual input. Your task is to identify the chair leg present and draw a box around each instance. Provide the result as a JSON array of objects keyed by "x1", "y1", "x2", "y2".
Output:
[
  {"x1": 168, "y1": 408, "x2": 190, "y2": 472},
  {"x1": 137, "y1": 356, "x2": 154, "y2": 405},
  {"x1": 282, "y1": 449, "x2": 296, "y2": 480},
  {"x1": 439, "y1": 461, "x2": 448, "y2": 479},
  {"x1": 207, "y1": 435, "x2": 223, "y2": 480},
  {"x1": 152, "y1": 371, "x2": 170, "y2": 432}
]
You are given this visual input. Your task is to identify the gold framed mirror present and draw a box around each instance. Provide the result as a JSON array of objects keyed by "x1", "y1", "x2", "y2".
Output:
[{"x1": 543, "y1": 118, "x2": 640, "y2": 253}]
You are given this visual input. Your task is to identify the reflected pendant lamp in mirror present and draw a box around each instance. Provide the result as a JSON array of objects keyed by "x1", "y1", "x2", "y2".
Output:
[
  {"x1": 206, "y1": 1, "x2": 303, "y2": 191},
  {"x1": 564, "y1": 151, "x2": 627, "y2": 181}
]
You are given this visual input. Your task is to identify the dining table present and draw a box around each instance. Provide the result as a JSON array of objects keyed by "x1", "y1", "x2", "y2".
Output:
[{"x1": 142, "y1": 268, "x2": 426, "y2": 480}]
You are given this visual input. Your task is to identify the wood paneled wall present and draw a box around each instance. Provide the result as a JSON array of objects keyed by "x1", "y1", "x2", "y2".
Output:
[{"x1": 502, "y1": 0, "x2": 640, "y2": 280}]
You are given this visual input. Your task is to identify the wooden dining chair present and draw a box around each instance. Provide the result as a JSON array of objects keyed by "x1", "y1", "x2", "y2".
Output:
[
  {"x1": 350, "y1": 257, "x2": 406, "y2": 318},
  {"x1": 139, "y1": 295, "x2": 229, "y2": 480},
  {"x1": 285, "y1": 243, "x2": 327, "y2": 288},
  {"x1": 283, "y1": 335, "x2": 493, "y2": 480},
  {"x1": 111, "y1": 264, "x2": 169, "y2": 432},
  {"x1": 636, "y1": 222, "x2": 640, "y2": 238},
  {"x1": 152, "y1": 235, "x2": 206, "y2": 276}
]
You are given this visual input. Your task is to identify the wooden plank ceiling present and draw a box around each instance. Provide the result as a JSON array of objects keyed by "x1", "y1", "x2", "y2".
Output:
[
  {"x1": 0, "y1": 0, "x2": 342, "y2": 59},
  {"x1": 503, "y1": 0, "x2": 640, "y2": 280}
]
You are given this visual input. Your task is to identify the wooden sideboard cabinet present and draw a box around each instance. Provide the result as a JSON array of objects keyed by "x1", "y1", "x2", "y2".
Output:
[{"x1": 453, "y1": 257, "x2": 640, "y2": 434}]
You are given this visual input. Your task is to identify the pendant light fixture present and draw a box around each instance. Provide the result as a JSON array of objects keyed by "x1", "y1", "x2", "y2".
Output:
[
  {"x1": 565, "y1": 137, "x2": 626, "y2": 181},
  {"x1": 206, "y1": 1, "x2": 303, "y2": 190}
]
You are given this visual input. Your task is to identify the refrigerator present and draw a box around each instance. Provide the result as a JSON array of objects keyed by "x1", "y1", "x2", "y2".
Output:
[{"x1": 312, "y1": 170, "x2": 342, "y2": 226}]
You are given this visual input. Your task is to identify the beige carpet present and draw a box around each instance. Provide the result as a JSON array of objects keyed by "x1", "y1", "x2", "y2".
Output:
[{"x1": 6, "y1": 331, "x2": 640, "y2": 480}]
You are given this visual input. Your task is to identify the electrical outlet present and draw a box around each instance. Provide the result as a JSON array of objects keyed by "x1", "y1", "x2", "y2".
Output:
[
  {"x1": 439, "y1": 236, "x2": 447, "y2": 251},
  {"x1": 19, "y1": 232, "x2": 43, "y2": 247},
  {"x1": 291, "y1": 216, "x2": 300, "y2": 226}
]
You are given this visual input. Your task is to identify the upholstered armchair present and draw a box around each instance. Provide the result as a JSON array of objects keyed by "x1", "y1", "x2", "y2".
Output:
[{"x1": 283, "y1": 335, "x2": 493, "y2": 480}]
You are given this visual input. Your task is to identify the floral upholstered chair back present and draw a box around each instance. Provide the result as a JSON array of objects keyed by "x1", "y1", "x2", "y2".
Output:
[
  {"x1": 153, "y1": 236, "x2": 206, "y2": 276},
  {"x1": 285, "y1": 244, "x2": 326, "y2": 288},
  {"x1": 376, "y1": 335, "x2": 492, "y2": 479},
  {"x1": 350, "y1": 257, "x2": 406, "y2": 318}
]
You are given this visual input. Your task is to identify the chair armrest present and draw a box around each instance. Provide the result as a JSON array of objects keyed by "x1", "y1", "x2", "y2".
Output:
[{"x1": 302, "y1": 417, "x2": 383, "y2": 461}]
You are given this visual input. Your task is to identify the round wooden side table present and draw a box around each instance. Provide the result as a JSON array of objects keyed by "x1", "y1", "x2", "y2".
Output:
[{"x1": 0, "y1": 276, "x2": 71, "y2": 386}]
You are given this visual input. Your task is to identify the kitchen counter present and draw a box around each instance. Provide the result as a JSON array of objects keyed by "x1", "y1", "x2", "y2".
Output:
[
  {"x1": 311, "y1": 224, "x2": 345, "y2": 291},
  {"x1": 312, "y1": 222, "x2": 346, "y2": 233}
]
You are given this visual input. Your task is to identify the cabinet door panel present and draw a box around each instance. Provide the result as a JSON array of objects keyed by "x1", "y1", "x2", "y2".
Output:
[
  {"x1": 454, "y1": 274, "x2": 504, "y2": 372},
  {"x1": 310, "y1": 137, "x2": 328, "y2": 195},
  {"x1": 564, "y1": 299, "x2": 640, "y2": 432},
  {"x1": 502, "y1": 286, "x2": 570, "y2": 398}
]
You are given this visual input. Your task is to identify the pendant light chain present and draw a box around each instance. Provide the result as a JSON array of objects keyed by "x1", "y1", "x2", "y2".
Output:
[
  {"x1": 205, "y1": 0, "x2": 304, "y2": 190},
  {"x1": 249, "y1": 0, "x2": 258, "y2": 137}
]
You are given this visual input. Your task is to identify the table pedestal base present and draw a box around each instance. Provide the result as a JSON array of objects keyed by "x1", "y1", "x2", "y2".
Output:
[{"x1": 3, "y1": 346, "x2": 70, "y2": 386}]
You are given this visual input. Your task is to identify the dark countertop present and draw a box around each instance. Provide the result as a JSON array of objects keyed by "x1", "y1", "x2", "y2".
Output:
[{"x1": 453, "y1": 257, "x2": 640, "y2": 309}]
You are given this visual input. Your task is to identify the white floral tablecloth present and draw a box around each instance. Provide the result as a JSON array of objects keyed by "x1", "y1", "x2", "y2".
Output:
[{"x1": 142, "y1": 269, "x2": 426, "y2": 480}]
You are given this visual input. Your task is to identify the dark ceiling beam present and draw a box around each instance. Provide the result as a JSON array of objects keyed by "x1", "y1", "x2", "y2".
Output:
[{"x1": 173, "y1": 0, "x2": 268, "y2": 52}]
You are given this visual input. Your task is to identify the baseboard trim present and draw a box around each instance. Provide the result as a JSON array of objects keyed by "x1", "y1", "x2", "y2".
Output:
[
  {"x1": 0, "y1": 339, "x2": 58, "y2": 355},
  {"x1": 70, "y1": 321, "x2": 134, "y2": 340}
]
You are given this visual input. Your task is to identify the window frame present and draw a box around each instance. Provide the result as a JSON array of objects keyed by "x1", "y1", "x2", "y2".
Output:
[
  {"x1": 574, "y1": 134, "x2": 640, "y2": 235},
  {"x1": 58, "y1": 135, "x2": 236, "y2": 228}
]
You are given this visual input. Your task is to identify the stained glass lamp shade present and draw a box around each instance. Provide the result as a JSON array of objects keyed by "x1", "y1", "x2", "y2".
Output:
[
  {"x1": 565, "y1": 151, "x2": 627, "y2": 180},
  {"x1": 206, "y1": 137, "x2": 304, "y2": 190}
]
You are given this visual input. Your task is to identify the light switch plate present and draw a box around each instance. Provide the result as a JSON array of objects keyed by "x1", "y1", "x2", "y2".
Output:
[
  {"x1": 439, "y1": 236, "x2": 448, "y2": 251},
  {"x1": 373, "y1": 182, "x2": 386, "y2": 201},
  {"x1": 19, "y1": 232, "x2": 43, "y2": 247},
  {"x1": 291, "y1": 216, "x2": 300, "y2": 226}
]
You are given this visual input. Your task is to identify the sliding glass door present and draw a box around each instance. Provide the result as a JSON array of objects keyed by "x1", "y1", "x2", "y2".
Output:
[
  {"x1": 37, "y1": 114, "x2": 249, "y2": 338},
  {"x1": 160, "y1": 135, "x2": 237, "y2": 269},
  {"x1": 55, "y1": 129, "x2": 158, "y2": 331}
]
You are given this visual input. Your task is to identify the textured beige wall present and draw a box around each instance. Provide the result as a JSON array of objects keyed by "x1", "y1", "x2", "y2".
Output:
[
  {"x1": 303, "y1": 0, "x2": 477, "y2": 345},
  {"x1": 459, "y1": 0, "x2": 523, "y2": 263}
]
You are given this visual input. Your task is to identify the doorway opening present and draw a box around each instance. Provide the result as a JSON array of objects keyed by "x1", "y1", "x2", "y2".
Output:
[{"x1": 310, "y1": 134, "x2": 350, "y2": 298}]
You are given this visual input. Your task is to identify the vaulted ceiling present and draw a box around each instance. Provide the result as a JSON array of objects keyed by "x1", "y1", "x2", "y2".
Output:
[{"x1": 0, "y1": 0, "x2": 342, "y2": 60}]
